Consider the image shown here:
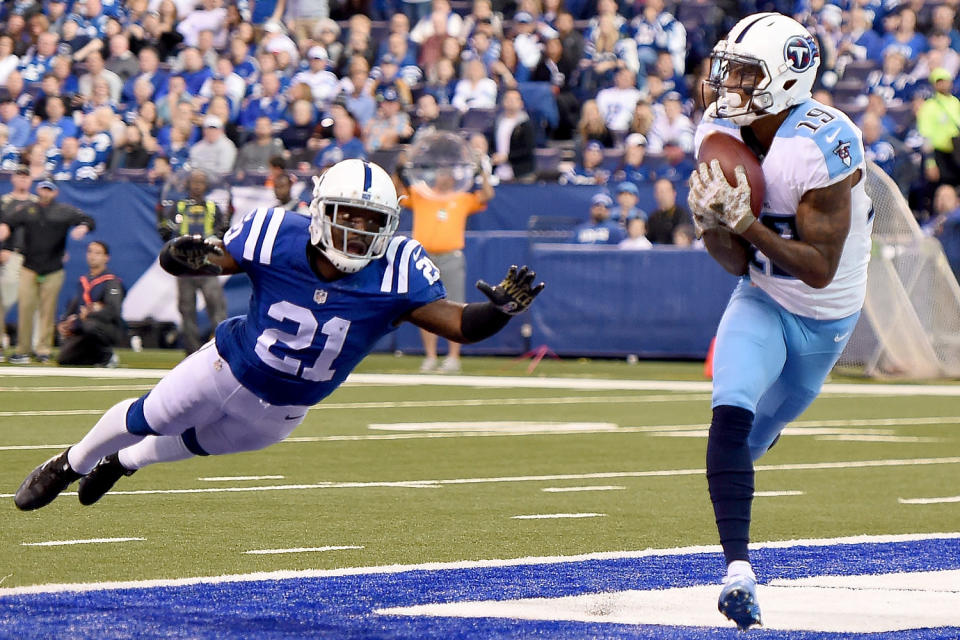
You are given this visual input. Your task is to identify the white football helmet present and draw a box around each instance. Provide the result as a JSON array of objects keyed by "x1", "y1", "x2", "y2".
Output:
[
  {"x1": 308, "y1": 159, "x2": 401, "y2": 274},
  {"x1": 704, "y1": 12, "x2": 820, "y2": 125}
]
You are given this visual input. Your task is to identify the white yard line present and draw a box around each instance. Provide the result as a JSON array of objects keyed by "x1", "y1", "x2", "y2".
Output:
[
  {"x1": 199, "y1": 475, "x2": 286, "y2": 482},
  {"x1": 1, "y1": 456, "x2": 957, "y2": 500},
  {"x1": 755, "y1": 491, "x2": 805, "y2": 497},
  {"x1": 541, "y1": 486, "x2": 626, "y2": 493},
  {"x1": 0, "y1": 385, "x2": 153, "y2": 392},
  {"x1": 512, "y1": 513, "x2": 605, "y2": 519},
  {"x1": 243, "y1": 546, "x2": 363, "y2": 555},
  {"x1": 22, "y1": 538, "x2": 145, "y2": 547},
  {"x1": 815, "y1": 435, "x2": 942, "y2": 443},
  {"x1": 899, "y1": 496, "x2": 960, "y2": 505},
  {"x1": 2, "y1": 532, "x2": 958, "y2": 597},
  {"x1": 1, "y1": 367, "x2": 960, "y2": 396}
]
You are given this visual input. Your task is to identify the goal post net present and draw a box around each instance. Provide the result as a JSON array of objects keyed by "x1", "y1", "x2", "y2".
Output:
[{"x1": 836, "y1": 161, "x2": 960, "y2": 378}]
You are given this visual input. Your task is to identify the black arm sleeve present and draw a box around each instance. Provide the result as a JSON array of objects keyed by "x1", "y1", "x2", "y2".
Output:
[
  {"x1": 70, "y1": 205, "x2": 96, "y2": 232},
  {"x1": 214, "y1": 204, "x2": 231, "y2": 238},
  {"x1": 460, "y1": 301, "x2": 512, "y2": 343},
  {"x1": 157, "y1": 204, "x2": 177, "y2": 241}
]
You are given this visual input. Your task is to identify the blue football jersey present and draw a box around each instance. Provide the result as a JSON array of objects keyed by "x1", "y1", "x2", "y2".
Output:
[{"x1": 215, "y1": 207, "x2": 446, "y2": 406}]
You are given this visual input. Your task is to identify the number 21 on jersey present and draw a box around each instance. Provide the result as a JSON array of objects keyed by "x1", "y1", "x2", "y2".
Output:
[{"x1": 254, "y1": 301, "x2": 350, "y2": 381}]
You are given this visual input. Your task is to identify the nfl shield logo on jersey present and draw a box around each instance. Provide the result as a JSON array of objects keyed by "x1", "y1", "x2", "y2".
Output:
[{"x1": 314, "y1": 289, "x2": 328, "y2": 304}]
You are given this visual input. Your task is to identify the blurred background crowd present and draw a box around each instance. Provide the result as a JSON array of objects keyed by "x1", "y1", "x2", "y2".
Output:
[{"x1": 1, "y1": 0, "x2": 960, "y2": 229}]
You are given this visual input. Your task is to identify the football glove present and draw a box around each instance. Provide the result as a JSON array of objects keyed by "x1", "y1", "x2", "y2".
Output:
[
  {"x1": 689, "y1": 159, "x2": 756, "y2": 235},
  {"x1": 164, "y1": 235, "x2": 224, "y2": 275},
  {"x1": 476, "y1": 265, "x2": 545, "y2": 315}
]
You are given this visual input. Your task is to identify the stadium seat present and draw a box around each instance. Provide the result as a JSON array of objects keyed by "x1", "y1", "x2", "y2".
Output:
[
  {"x1": 370, "y1": 147, "x2": 405, "y2": 174},
  {"x1": 535, "y1": 147, "x2": 562, "y2": 180},
  {"x1": 841, "y1": 59, "x2": 879, "y2": 84},
  {"x1": 436, "y1": 105, "x2": 462, "y2": 131},
  {"x1": 460, "y1": 108, "x2": 497, "y2": 135}
]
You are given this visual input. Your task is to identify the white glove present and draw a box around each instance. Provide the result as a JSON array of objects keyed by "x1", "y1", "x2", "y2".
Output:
[{"x1": 689, "y1": 159, "x2": 756, "y2": 235}]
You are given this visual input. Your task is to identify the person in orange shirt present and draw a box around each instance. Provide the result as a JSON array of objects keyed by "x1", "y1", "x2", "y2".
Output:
[{"x1": 395, "y1": 156, "x2": 495, "y2": 372}]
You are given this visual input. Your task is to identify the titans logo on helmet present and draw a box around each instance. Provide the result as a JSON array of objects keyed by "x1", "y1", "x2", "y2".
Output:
[{"x1": 783, "y1": 35, "x2": 818, "y2": 72}]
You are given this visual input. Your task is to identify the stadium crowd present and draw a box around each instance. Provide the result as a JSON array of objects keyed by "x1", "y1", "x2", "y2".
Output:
[{"x1": 0, "y1": 0, "x2": 958, "y2": 234}]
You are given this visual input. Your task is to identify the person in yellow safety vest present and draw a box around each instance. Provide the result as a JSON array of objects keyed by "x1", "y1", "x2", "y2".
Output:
[
  {"x1": 917, "y1": 67, "x2": 960, "y2": 186},
  {"x1": 157, "y1": 169, "x2": 231, "y2": 354}
]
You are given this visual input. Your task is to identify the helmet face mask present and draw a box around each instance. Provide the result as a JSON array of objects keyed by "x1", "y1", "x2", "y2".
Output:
[
  {"x1": 308, "y1": 159, "x2": 401, "y2": 274},
  {"x1": 704, "y1": 13, "x2": 820, "y2": 126}
]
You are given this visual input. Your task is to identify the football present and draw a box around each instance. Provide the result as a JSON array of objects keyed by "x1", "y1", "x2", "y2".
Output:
[{"x1": 696, "y1": 131, "x2": 766, "y2": 217}]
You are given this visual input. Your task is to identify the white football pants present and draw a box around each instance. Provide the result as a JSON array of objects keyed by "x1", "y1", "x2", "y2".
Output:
[{"x1": 117, "y1": 341, "x2": 309, "y2": 470}]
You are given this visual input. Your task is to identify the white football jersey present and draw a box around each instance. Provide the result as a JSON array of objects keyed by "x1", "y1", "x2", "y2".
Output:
[{"x1": 694, "y1": 98, "x2": 873, "y2": 320}]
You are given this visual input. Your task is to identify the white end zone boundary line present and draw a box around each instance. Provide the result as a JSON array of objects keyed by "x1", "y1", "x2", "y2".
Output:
[
  {"x1": 2, "y1": 532, "x2": 958, "y2": 598},
  {"x1": 1, "y1": 367, "x2": 959, "y2": 396}
]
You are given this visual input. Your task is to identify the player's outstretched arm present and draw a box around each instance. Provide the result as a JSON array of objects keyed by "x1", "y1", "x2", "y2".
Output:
[
  {"x1": 740, "y1": 172, "x2": 856, "y2": 289},
  {"x1": 159, "y1": 235, "x2": 242, "y2": 277},
  {"x1": 405, "y1": 265, "x2": 545, "y2": 344}
]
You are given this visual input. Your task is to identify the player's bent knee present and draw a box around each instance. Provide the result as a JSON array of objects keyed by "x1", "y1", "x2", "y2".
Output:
[
  {"x1": 709, "y1": 405, "x2": 755, "y2": 447},
  {"x1": 124, "y1": 396, "x2": 160, "y2": 436}
]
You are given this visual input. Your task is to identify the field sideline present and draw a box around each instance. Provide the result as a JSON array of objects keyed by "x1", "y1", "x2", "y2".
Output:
[{"x1": 2, "y1": 352, "x2": 959, "y2": 637}]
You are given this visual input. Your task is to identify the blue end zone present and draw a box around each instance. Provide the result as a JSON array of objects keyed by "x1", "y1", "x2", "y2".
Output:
[{"x1": 2, "y1": 538, "x2": 958, "y2": 639}]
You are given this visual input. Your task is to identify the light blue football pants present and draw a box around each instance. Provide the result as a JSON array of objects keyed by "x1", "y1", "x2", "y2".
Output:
[{"x1": 711, "y1": 280, "x2": 859, "y2": 461}]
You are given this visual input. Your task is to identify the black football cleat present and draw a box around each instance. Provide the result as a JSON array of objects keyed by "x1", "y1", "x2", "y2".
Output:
[
  {"x1": 14, "y1": 449, "x2": 82, "y2": 511},
  {"x1": 77, "y1": 454, "x2": 136, "y2": 506}
]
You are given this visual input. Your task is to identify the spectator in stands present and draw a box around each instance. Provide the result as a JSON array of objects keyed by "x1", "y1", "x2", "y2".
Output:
[
  {"x1": 491, "y1": 87, "x2": 536, "y2": 182},
  {"x1": 235, "y1": 115, "x2": 285, "y2": 176},
  {"x1": 370, "y1": 54, "x2": 413, "y2": 106},
  {"x1": 0, "y1": 165, "x2": 36, "y2": 360},
  {"x1": 313, "y1": 19, "x2": 343, "y2": 68},
  {"x1": 555, "y1": 11, "x2": 584, "y2": 77},
  {"x1": 672, "y1": 224, "x2": 695, "y2": 248},
  {"x1": 0, "y1": 35, "x2": 20, "y2": 86},
  {"x1": 577, "y1": 98, "x2": 615, "y2": 149},
  {"x1": 652, "y1": 50, "x2": 689, "y2": 102},
  {"x1": 862, "y1": 111, "x2": 900, "y2": 178},
  {"x1": 619, "y1": 215, "x2": 652, "y2": 250},
  {"x1": 881, "y1": 7, "x2": 927, "y2": 60},
  {"x1": 913, "y1": 30, "x2": 960, "y2": 85},
  {"x1": 79, "y1": 50, "x2": 122, "y2": 105},
  {"x1": 30, "y1": 96, "x2": 78, "y2": 147},
  {"x1": 931, "y1": 5, "x2": 960, "y2": 53},
  {"x1": 262, "y1": 20, "x2": 300, "y2": 66},
  {"x1": 75, "y1": 112, "x2": 113, "y2": 179},
  {"x1": 239, "y1": 71, "x2": 288, "y2": 131},
  {"x1": 614, "y1": 133, "x2": 655, "y2": 184},
  {"x1": 178, "y1": 47, "x2": 213, "y2": 96},
  {"x1": 121, "y1": 47, "x2": 169, "y2": 104},
  {"x1": 205, "y1": 95, "x2": 241, "y2": 145},
  {"x1": 293, "y1": 46, "x2": 340, "y2": 109},
  {"x1": 574, "y1": 192, "x2": 624, "y2": 244},
  {"x1": 0, "y1": 97, "x2": 31, "y2": 148},
  {"x1": 19, "y1": 31, "x2": 57, "y2": 86},
  {"x1": 562, "y1": 139, "x2": 610, "y2": 185},
  {"x1": 918, "y1": 68, "x2": 960, "y2": 186},
  {"x1": 929, "y1": 184, "x2": 960, "y2": 281},
  {"x1": 273, "y1": 171, "x2": 303, "y2": 212},
  {"x1": 411, "y1": 0, "x2": 463, "y2": 45},
  {"x1": 314, "y1": 112, "x2": 366, "y2": 168},
  {"x1": 339, "y1": 56, "x2": 376, "y2": 127},
  {"x1": 82, "y1": 76, "x2": 120, "y2": 115},
  {"x1": 279, "y1": 98, "x2": 317, "y2": 153},
  {"x1": 157, "y1": 169, "x2": 229, "y2": 355},
  {"x1": 156, "y1": 75, "x2": 192, "y2": 126},
  {"x1": 631, "y1": 0, "x2": 686, "y2": 76},
  {"x1": 468, "y1": 132, "x2": 498, "y2": 186},
  {"x1": 866, "y1": 47, "x2": 917, "y2": 106},
  {"x1": 613, "y1": 181, "x2": 646, "y2": 226},
  {"x1": 658, "y1": 138, "x2": 697, "y2": 182},
  {"x1": 836, "y1": 8, "x2": 884, "y2": 66},
  {"x1": 647, "y1": 91, "x2": 695, "y2": 154},
  {"x1": 364, "y1": 87, "x2": 413, "y2": 152},
  {"x1": 412, "y1": 93, "x2": 445, "y2": 138},
  {"x1": 188, "y1": 114, "x2": 236, "y2": 176},
  {"x1": 452, "y1": 57, "x2": 498, "y2": 113},
  {"x1": 177, "y1": 0, "x2": 228, "y2": 49},
  {"x1": 106, "y1": 34, "x2": 139, "y2": 83},
  {"x1": 56, "y1": 240, "x2": 124, "y2": 367},
  {"x1": 0, "y1": 179, "x2": 94, "y2": 364},
  {"x1": 0, "y1": 125, "x2": 18, "y2": 171},
  {"x1": 394, "y1": 148, "x2": 494, "y2": 373},
  {"x1": 49, "y1": 136, "x2": 80, "y2": 180},
  {"x1": 112, "y1": 123, "x2": 153, "y2": 169},
  {"x1": 425, "y1": 57, "x2": 458, "y2": 106},
  {"x1": 597, "y1": 68, "x2": 643, "y2": 134},
  {"x1": 459, "y1": 0, "x2": 502, "y2": 42},
  {"x1": 645, "y1": 178, "x2": 688, "y2": 244},
  {"x1": 580, "y1": 13, "x2": 635, "y2": 96}
]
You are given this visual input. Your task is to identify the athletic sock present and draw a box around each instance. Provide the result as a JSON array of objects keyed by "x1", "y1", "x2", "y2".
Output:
[
  {"x1": 67, "y1": 398, "x2": 145, "y2": 474},
  {"x1": 118, "y1": 435, "x2": 195, "y2": 470},
  {"x1": 707, "y1": 404, "x2": 756, "y2": 565}
]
